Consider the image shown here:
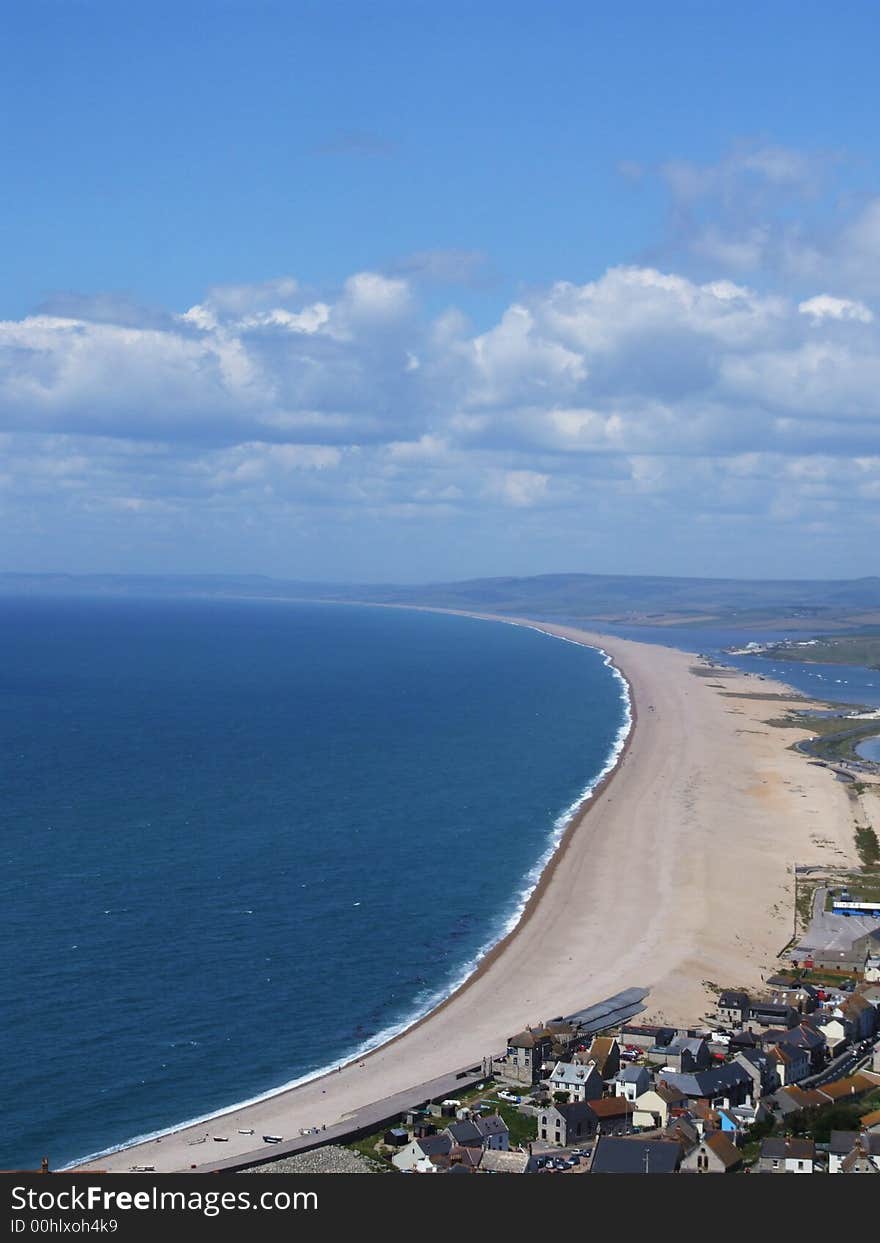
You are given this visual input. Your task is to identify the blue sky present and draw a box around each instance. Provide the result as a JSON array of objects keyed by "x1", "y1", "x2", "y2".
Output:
[{"x1": 2, "y1": 1, "x2": 880, "y2": 580}]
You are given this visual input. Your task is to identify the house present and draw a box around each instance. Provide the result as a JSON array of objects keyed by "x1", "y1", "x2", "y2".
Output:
[
  {"x1": 392, "y1": 1133, "x2": 453, "y2": 1172},
  {"x1": 614, "y1": 1064, "x2": 651, "y2": 1101},
  {"x1": 757, "y1": 1137, "x2": 815, "y2": 1174},
  {"x1": 745, "y1": 1001, "x2": 799, "y2": 1030},
  {"x1": 647, "y1": 1036, "x2": 711, "y2": 1072},
  {"x1": 431, "y1": 1145, "x2": 482, "y2": 1173},
  {"x1": 443, "y1": 1113, "x2": 509, "y2": 1152},
  {"x1": 479, "y1": 1149, "x2": 537, "y2": 1174},
  {"x1": 586, "y1": 1098, "x2": 635, "y2": 1134},
  {"x1": 582, "y1": 1035, "x2": 621, "y2": 1079},
  {"x1": 769, "y1": 1043, "x2": 810, "y2": 1087},
  {"x1": 590, "y1": 1137, "x2": 681, "y2": 1174},
  {"x1": 717, "y1": 991, "x2": 750, "y2": 1027},
  {"x1": 658, "y1": 1063, "x2": 754, "y2": 1107},
  {"x1": 840, "y1": 1138, "x2": 880, "y2": 1174},
  {"x1": 537, "y1": 1101, "x2": 594, "y2": 1147},
  {"x1": 548, "y1": 1060, "x2": 604, "y2": 1102},
  {"x1": 768, "y1": 1022, "x2": 827, "y2": 1072},
  {"x1": 664, "y1": 1114, "x2": 701, "y2": 1149},
  {"x1": 816, "y1": 1071, "x2": 880, "y2": 1106},
  {"x1": 733, "y1": 1048, "x2": 779, "y2": 1100},
  {"x1": 495, "y1": 1026, "x2": 556, "y2": 1086},
  {"x1": 728, "y1": 1030, "x2": 761, "y2": 1055},
  {"x1": 810, "y1": 1014, "x2": 849, "y2": 1057},
  {"x1": 633, "y1": 1084, "x2": 689, "y2": 1129},
  {"x1": 383, "y1": 1127, "x2": 409, "y2": 1147},
  {"x1": 764, "y1": 978, "x2": 820, "y2": 1015},
  {"x1": 680, "y1": 1132, "x2": 743, "y2": 1174},
  {"x1": 839, "y1": 994, "x2": 878, "y2": 1041},
  {"x1": 770, "y1": 1084, "x2": 829, "y2": 1119},
  {"x1": 827, "y1": 1131, "x2": 880, "y2": 1174}
]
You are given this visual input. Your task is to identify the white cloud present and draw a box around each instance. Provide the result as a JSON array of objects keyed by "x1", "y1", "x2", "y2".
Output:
[
  {"x1": 798, "y1": 294, "x2": 873, "y2": 323},
  {"x1": 2, "y1": 251, "x2": 880, "y2": 575}
]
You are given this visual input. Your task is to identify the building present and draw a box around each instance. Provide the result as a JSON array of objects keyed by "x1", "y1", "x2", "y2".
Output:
[
  {"x1": 791, "y1": 910, "x2": 880, "y2": 972},
  {"x1": 647, "y1": 1036, "x2": 712, "y2": 1072},
  {"x1": 658, "y1": 1063, "x2": 754, "y2": 1107},
  {"x1": 733, "y1": 1048, "x2": 779, "y2": 1100},
  {"x1": 767, "y1": 1022, "x2": 827, "y2": 1073},
  {"x1": 769, "y1": 1043, "x2": 810, "y2": 1087},
  {"x1": 581, "y1": 1035, "x2": 621, "y2": 1079},
  {"x1": 827, "y1": 1131, "x2": 880, "y2": 1174},
  {"x1": 495, "y1": 1026, "x2": 556, "y2": 1086},
  {"x1": 537, "y1": 1101, "x2": 594, "y2": 1147},
  {"x1": 479, "y1": 1149, "x2": 537, "y2": 1174},
  {"x1": 392, "y1": 1134, "x2": 453, "y2": 1172},
  {"x1": 717, "y1": 991, "x2": 750, "y2": 1027},
  {"x1": 620, "y1": 1024, "x2": 675, "y2": 1051},
  {"x1": 614, "y1": 1064, "x2": 651, "y2": 1101},
  {"x1": 633, "y1": 1084, "x2": 689, "y2": 1129},
  {"x1": 585, "y1": 1097, "x2": 635, "y2": 1135},
  {"x1": 757, "y1": 1137, "x2": 815, "y2": 1174},
  {"x1": 590, "y1": 1137, "x2": 682, "y2": 1174},
  {"x1": 745, "y1": 1001, "x2": 800, "y2": 1030},
  {"x1": 443, "y1": 1114, "x2": 509, "y2": 1152},
  {"x1": 548, "y1": 1060, "x2": 604, "y2": 1102},
  {"x1": 680, "y1": 1132, "x2": 743, "y2": 1174}
]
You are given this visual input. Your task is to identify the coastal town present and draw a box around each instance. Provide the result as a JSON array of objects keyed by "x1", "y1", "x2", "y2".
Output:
[{"x1": 250, "y1": 926, "x2": 880, "y2": 1175}]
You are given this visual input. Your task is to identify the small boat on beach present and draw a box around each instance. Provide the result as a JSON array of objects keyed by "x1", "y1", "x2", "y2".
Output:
[
  {"x1": 262, "y1": 1135, "x2": 283, "y2": 1144},
  {"x1": 213, "y1": 1136, "x2": 229, "y2": 1142},
  {"x1": 238, "y1": 1128, "x2": 255, "y2": 1135}
]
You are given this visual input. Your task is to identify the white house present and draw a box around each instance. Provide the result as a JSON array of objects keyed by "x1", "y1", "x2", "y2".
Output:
[
  {"x1": 548, "y1": 1060, "x2": 603, "y2": 1102},
  {"x1": 392, "y1": 1134, "x2": 452, "y2": 1172},
  {"x1": 614, "y1": 1065, "x2": 651, "y2": 1102}
]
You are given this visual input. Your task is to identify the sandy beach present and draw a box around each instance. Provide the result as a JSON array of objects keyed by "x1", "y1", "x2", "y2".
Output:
[{"x1": 74, "y1": 618, "x2": 862, "y2": 1172}]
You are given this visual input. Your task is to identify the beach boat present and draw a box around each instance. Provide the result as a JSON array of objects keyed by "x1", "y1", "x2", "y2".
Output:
[
  {"x1": 262, "y1": 1135, "x2": 283, "y2": 1144},
  {"x1": 213, "y1": 1136, "x2": 229, "y2": 1142},
  {"x1": 238, "y1": 1128, "x2": 255, "y2": 1135}
]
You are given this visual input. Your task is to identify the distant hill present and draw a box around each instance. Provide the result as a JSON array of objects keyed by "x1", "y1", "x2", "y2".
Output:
[{"x1": 3, "y1": 570, "x2": 880, "y2": 629}]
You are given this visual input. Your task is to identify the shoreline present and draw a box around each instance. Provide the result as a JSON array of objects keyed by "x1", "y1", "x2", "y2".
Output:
[
  {"x1": 70, "y1": 609, "x2": 863, "y2": 1173},
  {"x1": 66, "y1": 614, "x2": 634, "y2": 1169}
]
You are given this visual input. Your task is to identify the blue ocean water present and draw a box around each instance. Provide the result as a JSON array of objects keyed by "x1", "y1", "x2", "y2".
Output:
[
  {"x1": 595, "y1": 622, "x2": 880, "y2": 711},
  {"x1": 0, "y1": 598, "x2": 628, "y2": 1170}
]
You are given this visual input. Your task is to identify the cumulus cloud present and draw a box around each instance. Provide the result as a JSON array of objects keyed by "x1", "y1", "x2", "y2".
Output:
[{"x1": 2, "y1": 245, "x2": 880, "y2": 576}]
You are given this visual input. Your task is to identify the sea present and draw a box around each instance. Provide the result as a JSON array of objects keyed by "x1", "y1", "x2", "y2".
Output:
[{"x1": 0, "y1": 597, "x2": 630, "y2": 1170}]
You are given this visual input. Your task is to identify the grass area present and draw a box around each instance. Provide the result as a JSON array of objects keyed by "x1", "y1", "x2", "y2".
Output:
[
  {"x1": 760, "y1": 634, "x2": 880, "y2": 669},
  {"x1": 492, "y1": 1101, "x2": 537, "y2": 1146},
  {"x1": 343, "y1": 1077, "x2": 538, "y2": 1168},
  {"x1": 777, "y1": 965, "x2": 862, "y2": 986},
  {"x1": 346, "y1": 1129, "x2": 397, "y2": 1171},
  {"x1": 788, "y1": 1093, "x2": 880, "y2": 1143},
  {"x1": 764, "y1": 708, "x2": 880, "y2": 765},
  {"x1": 855, "y1": 825, "x2": 880, "y2": 868}
]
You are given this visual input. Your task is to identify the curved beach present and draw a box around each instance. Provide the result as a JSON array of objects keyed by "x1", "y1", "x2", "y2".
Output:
[{"x1": 73, "y1": 620, "x2": 860, "y2": 1172}]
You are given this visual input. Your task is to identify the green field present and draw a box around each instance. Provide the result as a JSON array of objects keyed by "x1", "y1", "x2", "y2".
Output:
[{"x1": 759, "y1": 634, "x2": 880, "y2": 669}]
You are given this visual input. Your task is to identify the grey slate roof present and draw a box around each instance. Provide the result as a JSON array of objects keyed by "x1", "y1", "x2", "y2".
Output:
[
  {"x1": 659, "y1": 1063, "x2": 752, "y2": 1099},
  {"x1": 474, "y1": 1114, "x2": 508, "y2": 1139},
  {"x1": 617, "y1": 1065, "x2": 650, "y2": 1083},
  {"x1": 445, "y1": 1120, "x2": 482, "y2": 1146},
  {"x1": 590, "y1": 1137, "x2": 681, "y2": 1174},
  {"x1": 417, "y1": 1134, "x2": 454, "y2": 1157}
]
